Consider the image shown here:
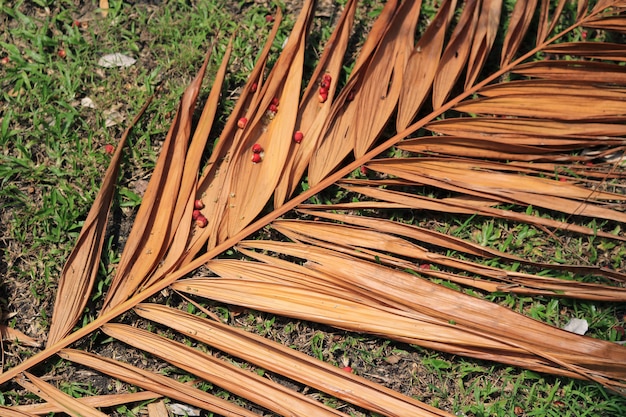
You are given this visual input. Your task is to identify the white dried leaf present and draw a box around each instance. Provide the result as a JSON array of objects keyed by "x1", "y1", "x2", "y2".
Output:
[
  {"x1": 563, "y1": 318, "x2": 588, "y2": 335},
  {"x1": 168, "y1": 403, "x2": 201, "y2": 416},
  {"x1": 103, "y1": 107, "x2": 125, "y2": 127},
  {"x1": 81, "y1": 97, "x2": 95, "y2": 108},
  {"x1": 98, "y1": 52, "x2": 136, "y2": 68}
]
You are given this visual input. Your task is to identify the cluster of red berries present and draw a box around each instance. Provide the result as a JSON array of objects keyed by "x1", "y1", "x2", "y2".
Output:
[
  {"x1": 319, "y1": 73, "x2": 331, "y2": 103},
  {"x1": 267, "y1": 97, "x2": 279, "y2": 118},
  {"x1": 192, "y1": 199, "x2": 208, "y2": 228},
  {"x1": 251, "y1": 143, "x2": 263, "y2": 163}
]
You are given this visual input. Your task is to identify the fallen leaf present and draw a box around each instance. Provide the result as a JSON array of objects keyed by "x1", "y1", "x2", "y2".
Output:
[
  {"x1": 81, "y1": 97, "x2": 96, "y2": 108},
  {"x1": 563, "y1": 318, "x2": 588, "y2": 335},
  {"x1": 0, "y1": 324, "x2": 41, "y2": 347},
  {"x1": 169, "y1": 403, "x2": 201, "y2": 416},
  {"x1": 98, "y1": 53, "x2": 136, "y2": 68}
]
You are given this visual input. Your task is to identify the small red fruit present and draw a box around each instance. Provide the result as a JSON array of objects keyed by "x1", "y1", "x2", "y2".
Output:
[
  {"x1": 318, "y1": 91, "x2": 328, "y2": 103},
  {"x1": 104, "y1": 144, "x2": 115, "y2": 154},
  {"x1": 320, "y1": 80, "x2": 329, "y2": 89},
  {"x1": 359, "y1": 165, "x2": 368, "y2": 176},
  {"x1": 192, "y1": 209, "x2": 202, "y2": 220},
  {"x1": 0, "y1": 56, "x2": 10, "y2": 65},
  {"x1": 194, "y1": 199, "x2": 205, "y2": 210},
  {"x1": 323, "y1": 73, "x2": 332, "y2": 83},
  {"x1": 293, "y1": 131, "x2": 303, "y2": 143},
  {"x1": 237, "y1": 117, "x2": 248, "y2": 129},
  {"x1": 57, "y1": 49, "x2": 66, "y2": 58},
  {"x1": 252, "y1": 153, "x2": 262, "y2": 163},
  {"x1": 250, "y1": 82, "x2": 258, "y2": 93},
  {"x1": 73, "y1": 20, "x2": 81, "y2": 27},
  {"x1": 558, "y1": 177, "x2": 567, "y2": 182},
  {"x1": 271, "y1": 97, "x2": 279, "y2": 106},
  {"x1": 319, "y1": 86, "x2": 328, "y2": 95},
  {"x1": 195, "y1": 215, "x2": 208, "y2": 228},
  {"x1": 268, "y1": 103, "x2": 278, "y2": 113},
  {"x1": 265, "y1": 14, "x2": 274, "y2": 23},
  {"x1": 252, "y1": 143, "x2": 263, "y2": 153},
  {"x1": 341, "y1": 366, "x2": 353, "y2": 373}
]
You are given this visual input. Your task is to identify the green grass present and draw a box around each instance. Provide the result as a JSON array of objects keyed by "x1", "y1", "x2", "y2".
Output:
[{"x1": 1, "y1": 1, "x2": 626, "y2": 416}]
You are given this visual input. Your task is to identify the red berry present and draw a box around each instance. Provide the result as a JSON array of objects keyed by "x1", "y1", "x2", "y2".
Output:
[
  {"x1": 341, "y1": 366, "x2": 353, "y2": 373},
  {"x1": 558, "y1": 177, "x2": 567, "y2": 182},
  {"x1": 250, "y1": 82, "x2": 258, "y2": 93},
  {"x1": 323, "y1": 73, "x2": 332, "y2": 83},
  {"x1": 359, "y1": 165, "x2": 368, "y2": 176},
  {"x1": 0, "y1": 56, "x2": 10, "y2": 65},
  {"x1": 268, "y1": 103, "x2": 278, "y2": 113},
  {"x1": 104, "y1": 144, "x2": 115, "y2": 154},
  {"x1": 293, "y1": 131, "x2": 303, "y2": 143},
  {"x1": 73, "y1": 20, "x2": 81, "y2": 27},
  {"x1": 320, "y1": 80, "x2": 329, "y2": 89},
  {"x1": 237, "y1": 117, "x2": 248, "y2": 129},
  {"x1": 265, "y1": 14, "x2": 274, "y2": 23},
  {"x1": 252, "y1": 143, "x2": 263, "y2": 153},
  {"x1": 252, "y1": 153, "x2": 262, "y2": 163},
  {"x1": 195, "y1": 215, "x2": 208, "y2": 228},
  {"x1": 319, "y1": 86, "x2": 328, "y2": 95},
  {"x1": 419, "y1": 263, "x2": 431, "y2": 270},
  {"x1": 318, "y1": 92, "x2": 328, "y2": 103},
  {"x1": 192, "y1": 209, "x2": 202, "y2": 220},
  {"x1": 194, "y1": 199, "x2": 205, "y2": 210},
  {"x1": 57, "y1": 49, "x2": 66, "y2": 58},
  {"x1": 271, "y1": 97, "x2": 279, "y2": 106}
]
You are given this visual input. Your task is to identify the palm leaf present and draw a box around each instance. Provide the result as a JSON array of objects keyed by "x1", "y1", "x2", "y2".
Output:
[{"x1": 3, "y1": 0, "x2": 626, "y2": 414}]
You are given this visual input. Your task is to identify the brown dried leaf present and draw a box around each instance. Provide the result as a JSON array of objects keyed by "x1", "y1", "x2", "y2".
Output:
[
  {"x1": 432, "y1": 0, "x2": 480, "y2": 108},
  {"x1": 454, "y1": 94, "x2": 626, "y2": 121},
  {"x1": 397, "y1": 0, "x2": 456, "y2": 130},
  {"x1": 135, "y1": 303, "x2": 451, "y2": 417},
  {"x1": 307, "y1": 0, "x2": 399, "y2": 186},
  {"x1": 512, "y1": 60, "x2": 626, "y2": 84},
  {"x1": 102, "y1": 50, "x2": 213, "y2": 311},
  {"x1": 583, "y1": 15, "x2": 626, "y2": 33},
  {"x1": 59, "y1": 349, "x2": 257, "y2": 417},
  {"x1": 427, "y1": 116, "x2": 626, "y2": 138},
  {"x1": 16, "y1": 372, "x2": 108, "y2": 417},
  {"x1": 543, "y1": 41, "x2": 626, "y2": 61},
  {"x1": 0, "y1": 325, "x2": 40, "y2": 347},
  {"x1": 102, "y1": 323, "x2": 348, "y2": 417},
  {"x1": 13, "y1": 392, "x2": 160, "y2": 415},
  {"x1": 274, "y1": 0, "x2": 357, "y2": 206},
  {"x1": 47, "y1": 93, "x2": 153, "y2": 346},
  {"x1": 307, "y1": 184, "x2": 626, "y2": 244},
  {"x1": 223, "y1": 0, "x2": 314, "y2": 238},
  {"x1": 500, "y1": 0, "x2": 538, "y2": 66},
  {"x1": 465, "y1": 0, "x2": 502, "y2": 88},
  {"x1": 352, "y1": 0, "x2": 421, "y2": 157},
  {"x1": 188, "y1": 242, "x2": 626, "y2": 385}
]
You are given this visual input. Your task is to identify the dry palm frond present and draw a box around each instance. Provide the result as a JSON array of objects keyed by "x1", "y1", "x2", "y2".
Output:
[
  {"x1": 3, "y1": 0, "x2": 626, "y2": 415},
  {"x1": 13, "y1": 391, "x2": 161, "y2": 415}
]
